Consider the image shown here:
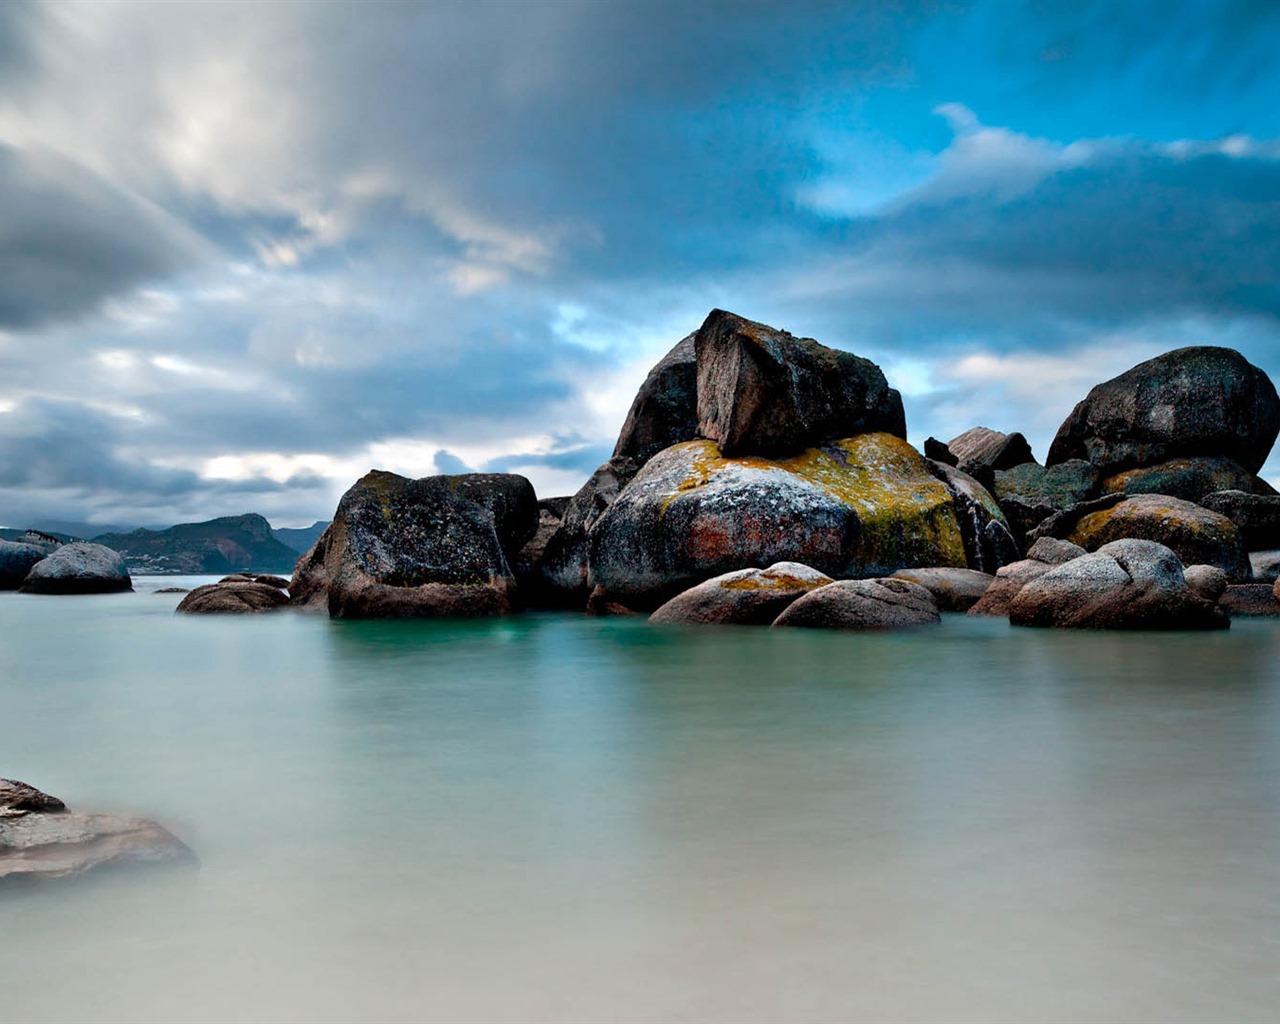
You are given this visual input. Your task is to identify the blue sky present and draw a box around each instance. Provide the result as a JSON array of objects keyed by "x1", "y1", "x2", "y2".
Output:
[{"x1": 2, "y1": 0, "x2": 1280, "y2": 529}]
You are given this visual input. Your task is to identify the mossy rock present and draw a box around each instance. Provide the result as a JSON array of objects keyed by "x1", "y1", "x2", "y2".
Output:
[
  {"x1": 587, "y1": 433, "x2": 1014, "y2": 608},
  {"x1": 1100, "y1": 457, "x2": 1274, "y2": 502}
]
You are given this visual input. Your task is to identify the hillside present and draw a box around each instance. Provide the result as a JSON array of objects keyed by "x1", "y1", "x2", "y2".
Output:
[
  {"x1": 92, "y1": 514, "x2": 302, "y2": 575},
  {"x1": 274, "y1": 520, "x2": 330, "y2": 554}
]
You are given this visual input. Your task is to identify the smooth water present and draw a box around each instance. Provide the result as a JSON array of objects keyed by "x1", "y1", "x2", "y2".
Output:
[{"x1": 2, "y1": 577, "x2": 1280, "y2": 1022}]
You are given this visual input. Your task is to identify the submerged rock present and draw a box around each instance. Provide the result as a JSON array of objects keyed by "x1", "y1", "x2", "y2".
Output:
[
  {"x1": 772, "y1": 578, "x2": 940, "y2": 631},
  {"x1": 1008, "y1": 539, "x2": 1226, "y2": 630},
  {"x1": 0, "y1": 540, "x2": 47, "y2": 590},
  {"x1": 695, "y1": 309, "x2": 905, "y2": 457},
  {"x1": 1219, "y1": 584, "x2": 1280, "y2": 618},
  {"x1": 650, "y1": 562, "x2": 832, "y2": 625},
  {"x1": 176, "y1": 581, "x2": 290, "y2": 614},
  {"x1": 1046, "y1": 346, "x2": 1280, "y2": 475},
  {"x1": 587, "y1": 433, "x2": 1014, "y2": 609},
  {"x1": 0, "y1": 779, "x2": 195, "y2": 885},
  {"x1": 19, "y1": 542, "x2": 132, "y2": 595}
]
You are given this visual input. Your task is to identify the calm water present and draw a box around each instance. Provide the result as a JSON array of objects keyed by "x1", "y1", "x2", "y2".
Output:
[{"x1": 2, "y1": 576, "x2": 1279, "y2": 1022}]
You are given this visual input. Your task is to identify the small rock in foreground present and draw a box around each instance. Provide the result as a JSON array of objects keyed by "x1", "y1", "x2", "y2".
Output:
[{"x1": 177, "y1": 581, "x2": 290, "y2": 614}]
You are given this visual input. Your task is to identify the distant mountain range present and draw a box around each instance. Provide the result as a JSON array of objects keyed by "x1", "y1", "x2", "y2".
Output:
[{"x1": 1, "y1": 515, "x2": 332, "y2": 575}]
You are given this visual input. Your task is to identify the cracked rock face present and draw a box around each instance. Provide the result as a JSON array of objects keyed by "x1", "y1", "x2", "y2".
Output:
[{"x1": 1, "y1": 779, "x2": 195, "y2": 885}]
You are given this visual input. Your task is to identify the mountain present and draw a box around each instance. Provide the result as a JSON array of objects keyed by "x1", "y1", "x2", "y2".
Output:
[
  {"x1": 92, "y1": 514, "x2": 302, "y2": 575},
  {"x1": 274, "y1": 520, "x2": 330, "y2": 554}
]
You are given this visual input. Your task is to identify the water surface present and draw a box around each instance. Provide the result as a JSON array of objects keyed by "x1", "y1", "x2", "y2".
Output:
[{"x1": 2, "y1": 577, "x2": 1279, "y2": 1022}]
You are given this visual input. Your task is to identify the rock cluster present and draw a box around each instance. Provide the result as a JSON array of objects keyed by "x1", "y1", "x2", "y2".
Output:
[{"x1": 17, "y1": 542, "x2": 132, "y2": 595}]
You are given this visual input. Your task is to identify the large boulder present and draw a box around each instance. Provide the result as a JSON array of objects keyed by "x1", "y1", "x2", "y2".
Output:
[
  {"x1": 966, "y1": 538, "x2": 1087, "y2": 617},
  {"x1": 612, "y1": 333, "x2": 699, "y2": 464},
  {"x1": 1197, "y1": 490, "x2": 1280, "y2": 550},
  {"x1": 289, "y1": 470, "x2": 514, "y2": 619},
  {"x1": 0, "y1": 540, "x2": 47, "y2": 589},
  {"x1": 1, "y1": 779, "x2": 195, "y2": 884},
  {"x1": 18, "y1": 542, "x2": 132, "y2": 595},
  {"x1": 587, "y1": 433, "x2": 1015, "y2": 609},
  {"x1": 1046, "y1": 346, "x2": 1280, "y2": 475},
  {"x1": 947, "y1": 427, "x2": 1035, "y2": 477},
  {"x1": 649, "y1": 562, "x2": 832, "y2": 625},
  {"x1": 695, "y1": 309, "x2": 905, "y2": 457},
  {"x1": 176, "y1": 581, "x2": 290, "y2": 614},
  {"x1": 536, "y1": 456, "x2": 639, "y2": 606},
  {"x1": 889, "y1": 567, "x2": 995, "y2": 612},
  {"x1": 772, "y1": 578, "x2": 940, "y2": 631},
  {"x1": 1008, "y1": 539, "x2": 1227, "y2": 630},
  {"x1": 1099, "y1": 457, "x2": 1273, "y2": 502},
  {"x1": 436, "y1": 473, "x2": 539, "y2": 560},
  {"x1": 925, "y1": 460, "x2": 1021, "y2": 573},
  {"x1": 1060, "y1": 493, "x2": 1250, "y2": 581}
]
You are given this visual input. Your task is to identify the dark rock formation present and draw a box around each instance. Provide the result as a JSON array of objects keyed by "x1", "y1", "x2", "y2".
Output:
[
  {"x1": 289, "y1": 470, "x2": 514, "y2": 619},
  {"x1": 1008, "y1": 539, "x2": 1227, "y2": 630},
  {"x1": 1, "y1": 779, "x2": 195, "y2": 884},
  {"x1": 252, "y1": 574, "x2": 290, "y2": 589},
  {"x1": 1059, "y1": 493, "x2": 1250, "y2": 581},
  {"x1": 176, "y1": 581, "x2": 291, "y2": 614},
  {"x1": 1219, "y1": 584, "x2": 1280, "y2": 617},
  {"x1": 925, "y1": 460, "x2": 1021, "y2": 572},
  {"x1": 512, "y1": 498, "x2": 568, "y2": 601},
  {"x1": 586, "y1": 434, "x2": 1014, "y2": 609},
  {"x1": 923, "y1": 437, "x2": 957, "y2": 466},
  {"x1": 992, "y1": 460, "x2": 1100, "y2": 542},
  {"x1": 1197, "y1": 490, "x2": 1280, "y2": 550},
  {"x1": 19, "y1": 543, "x2": 132, "y2": 595},
  {"x1": 612, "y1": 333, "x2": 699, "y2": 464},
  {"x1": 649, "y1": 562, "x2": 832, "y2": 625},
  {"x1": 694, "y1": 309, "x2": 905, "y2": 457},
  {"x1": 889, "y1": 567, "x2": 995, "y2": 612},
  {"x1": 947, "y1": 426, "x2": 1035, "y2": 476},
  {"x1": 1046, "y1": 346, "x2": 1280, "y2": 475},
  {"x1": 1100, "y1": 457, "x2": 1274, "y2": 502},
  {"x1": 772, "y1": 578, "x2": 940, "y2": 631},
  {"x1": 93, "y1": 513, "x2": 301, "y2": 575},
  {"x1": 436, "y1": 473, "x2": 539, "y2": 560},
  {"x1": 0, "y1": 540, "x2": 47, "y2": 589}
]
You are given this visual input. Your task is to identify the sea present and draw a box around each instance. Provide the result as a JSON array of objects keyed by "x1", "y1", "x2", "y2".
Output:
[{"x1": 2, "y1": 575, "x2": 1279, "y2": 1022}]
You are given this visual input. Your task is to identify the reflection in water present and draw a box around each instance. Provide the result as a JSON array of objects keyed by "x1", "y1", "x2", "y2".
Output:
[{"x1": 2, "y1": 593, "x2": 1279, "y2": 1021}]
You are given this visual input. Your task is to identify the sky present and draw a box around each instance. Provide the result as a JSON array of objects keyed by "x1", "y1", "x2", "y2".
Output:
[{"x1": 3, "y1": 0, "x2": 1280, "y2": 530}]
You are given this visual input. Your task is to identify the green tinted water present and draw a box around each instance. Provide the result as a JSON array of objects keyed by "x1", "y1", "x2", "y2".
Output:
[{"x1": 2, "y1": 578, "x2": 1279, "y2": 1021}]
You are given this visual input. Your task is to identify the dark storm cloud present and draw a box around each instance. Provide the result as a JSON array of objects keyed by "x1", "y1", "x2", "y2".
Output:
[{"x1": 0, "y1": 144, "x2": 208, "y2": 329}]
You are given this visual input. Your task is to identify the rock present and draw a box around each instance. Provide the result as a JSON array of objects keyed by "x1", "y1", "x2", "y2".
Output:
[
  {"x1": 650, "y1": 562, "x2": 833, "y2": 625},
  {"x1": 586, "y1": 433, "x2": 1015, "y2": 609},
  {"x1": 18, "y1": 542, "x2": 132, "y2": 595},
  {"x1": 889, "y1": 567, "x2": 994, "y2": 612},
  {"x1": 993, "y1": 460, "x2": 1100, "y2": 541},
  {"x1": 289, "y1": 470, "x2": 514, "y2": 619},
  {"x1": 1197, "y1": 490, "x2": 1280, "y2": 550},
  {"x1": 219, "y1": 574, "x2": 256, "y2": 583},
  {"x1": 694, "y1": 309, "x2": 905, "y2": 457},
  {"x1": 176, "y1": 581, "x2": 291, "y2": 614},
  {"x1": 252, "y1": 574, "x2": 290, "y2": 589},
  {"x1": 511, "y1": 499, "x2": 567, "y2": 603},
  {"x1": 923, "y1": 437, "x2": 957, "y2": 466},
  {"x1": 947, "y1": 427, "x2": 1035, "y2": 476},
  {"x1": 925, "y1": 460, "x2": 1020, "y2": 572},
  {"x1": 1100, "y1": 457, "x2": 1274, "y2": 502},
  {"x1": 612, "y1": 333, "x2": 699, "y2": 464},
  {"x1": 13, "y1": 530, "x2": 62, "y2": 555},
  {"x1": 1061, "y1": 493, "x2": 1250, "y2": 581},
  {"x1": 584, "y1": 586, "x2": 639, "y2": 617},
  {"x1": 1250, "y1": 550, "x2": 1280, "y2": 583},
  {"x1": 1219, "y1": 584, "x2": 1280, "y2": 617},
  {"x1": 0, "y1": 779, "x2": 195, "y2": 885},
  {"x1": 536, "y1": 456, "x2": 639, "y2": 607},
  {"x1": 967, "y1": 558, "x2": 1055, "y2": 617},
  {"x1": 436, "y1": 473, "x2": 539, "y2": 560},
  {"x1": 0, "y1": 540, "x2": 47, "y2": 589},
  {"x1": 154, "y1": 587, "x2": 190, "y2": 594},
  {"x1": 772, "y1": 578, "x2": 940, "y2": 631},
  {"x1": 1009, "y1": 539, "x2": 1227, "y2": 630},
  {"x1": 1047, "y1": 346, "x2": 1280, "y2": 475},
  {"x1": 1026, "y1": 537, "x2": 1087, "y2": 564},
  {"x1": 1183, "y1": 564, "x2": 1229, "y2": 603}
]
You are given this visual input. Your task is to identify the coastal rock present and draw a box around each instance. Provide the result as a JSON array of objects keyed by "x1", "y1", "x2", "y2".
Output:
[
  {"x1": 1046, "y1": 346, "x2": 1280, "y2": 475},
  {"x1": 0, "y1": 540, "x2": 47, "y2": 589},
  {"x1": 290, "y1": 470, "x2": 514, "y2": 619},
  {"x1": 512, "y1": 498, "x2": 568, "y2": 602},
  {"x1": 1062, "y1": 493, "x2": 1249, "y2": 581},
  {"x1": 536, "y1": 456, "x2": 639, "y2": 606},
  {"x1": 0, "y1": 779, "x2": 195, "y2": 885},
  {"x1": 1250, "y1": 550, "x2": 1280, "y2": 583},
  {"x1": 1183, "y1": 564, "x2": 1228, "y2": 603},
  {"x1": 1219, "y1": 584, "x2": 1279, "y2": 617},
  {"x1": 437, "y1": 473, "x2": 539, "y2": 560},
  {"x1": 925, "y1": 460, "x2": 1020, "y2": 572},
  {"x1": 772, "y1": 578, "x2": 940, "y2": 631},
  {"x1": 992, "y1": 460, "x2": 1100, "y2": 541},
  {"x1": 586, "y1": 433, "x2": 1015, "y2": 609},
  {"x1": 695, "y1": 309, "x2": 905, "y2": 457},
  {"x1": 1099, "y1": 458, "x2": 1273, "y2": 502},
  {"x1": 923, "y1": 437, "x2": 957, "y2": 466},
  {"x1": 967, "y1": 558, "x2": 1055, "y2": 617},
  {"x1": 947, "y1": 427, "x2": 1035, "y2": 476},
  {"x1": 1197, "y1": 490, "x2": 1280, "y2": 550},
  {"x1": 650, "y1": 562, "x2": 833, "y2": 625},
  {"x1": 1008, "y1": 539, "x2": 1226, "y2": 630},
  {"x1": 612, "y1": 333, "x2": 699, "y2": 464},
  {"x1": 889, "y1": 567, "x2": 995, "y2": 612},
  {"x1": 176, "y1": 581, "x2": 290, "y2": 614},
  {"x1": 18, "y1": 543, "x2": 132, "y2": 595},
  {"x1": 1026, "y1": 537, "x2": 1087, "y2": 564},
  {"x1": 252, "y1": 574, "x2": 290, "y2": 589}
]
